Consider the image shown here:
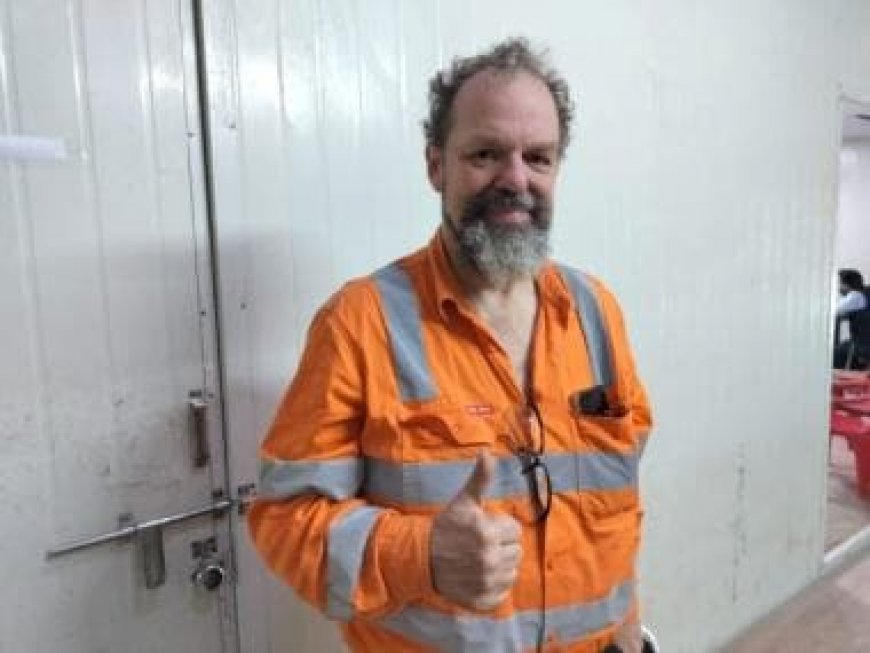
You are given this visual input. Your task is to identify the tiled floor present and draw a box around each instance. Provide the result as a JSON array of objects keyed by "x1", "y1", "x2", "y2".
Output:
[
  {"x1": 725, "y1": 554, "x2": 870, "y2": 652},
  {"x1": 725, "y1": 435, "x2": 870, "y2": 652}
]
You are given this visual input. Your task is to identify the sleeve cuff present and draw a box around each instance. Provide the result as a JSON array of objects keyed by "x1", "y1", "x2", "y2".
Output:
[{"x1": 377, "y1": 512, "x2": 434, "y2": 603}]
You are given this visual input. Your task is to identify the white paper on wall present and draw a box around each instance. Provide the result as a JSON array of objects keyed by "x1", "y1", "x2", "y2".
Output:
[{"x1": 0, "y1": 135, "x2": 68, "y2": 161}]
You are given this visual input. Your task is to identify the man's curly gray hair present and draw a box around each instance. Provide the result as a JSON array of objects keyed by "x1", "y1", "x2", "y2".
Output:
[{"x1": 423, "y1": 37, "x2": 575, "y2": 157}]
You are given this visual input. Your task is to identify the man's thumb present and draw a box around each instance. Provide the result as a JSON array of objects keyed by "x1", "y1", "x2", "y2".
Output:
[{"x1": 454, "y1": 450, "x2": 494, "y2": 505}]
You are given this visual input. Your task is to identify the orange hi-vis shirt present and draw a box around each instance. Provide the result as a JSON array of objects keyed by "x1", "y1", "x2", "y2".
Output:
[{"x1": 248, "y1": 232, "x2": 653, "y2": 653}]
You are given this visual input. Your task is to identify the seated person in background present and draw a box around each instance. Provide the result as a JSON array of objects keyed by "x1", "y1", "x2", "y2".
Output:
[
  {"x1": 834, "y1": 268, "x2": 870, "y2": 369},
  {"x1": 837, "y1": 269, "x2": 868, "y2": 318}
]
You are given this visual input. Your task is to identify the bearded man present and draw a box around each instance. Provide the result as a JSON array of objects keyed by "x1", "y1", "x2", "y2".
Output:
[{"x1": 249, "y1": 37, "x2": 654, "y2": 653}]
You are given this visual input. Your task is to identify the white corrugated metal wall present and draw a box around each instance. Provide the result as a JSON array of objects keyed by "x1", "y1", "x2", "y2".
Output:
[
  {"x1": 2, "y1": 1, "x2": 870, "y2": 651},
  {"x1": 0, "y1": 0, "x2": 233, "y2": 650},
  {"x1": 205, "y1": 2, "x2": 870, "y2": 651}
]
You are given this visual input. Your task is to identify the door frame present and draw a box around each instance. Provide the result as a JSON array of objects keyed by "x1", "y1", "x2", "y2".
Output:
[
  {"x1": 182, "y1": 0, "x2": 241, "y2": 649},
  {"x1": 823, "y1": 90, "x2": 870, "y2": 576},
  {"x1": 193, "y1": 0, "x2": 274, "y2": 647}
]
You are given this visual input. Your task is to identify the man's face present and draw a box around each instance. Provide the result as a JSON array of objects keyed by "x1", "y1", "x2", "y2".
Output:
[{"x1": 426, "y1": 70, "x2": 562, "y2": 282}]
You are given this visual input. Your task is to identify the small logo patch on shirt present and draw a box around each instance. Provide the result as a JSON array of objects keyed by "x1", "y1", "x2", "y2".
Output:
[{"x1": 464, "y1": 403, "x2": 495, "y2": 417}]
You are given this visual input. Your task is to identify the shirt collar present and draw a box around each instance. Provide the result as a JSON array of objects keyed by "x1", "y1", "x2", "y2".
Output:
[
  {"x1": 537, "y1": 262, "x2": 575, "y2": 325},
  {"x1": 424, "y1": 230, "x2": 467, "y2": 322}
]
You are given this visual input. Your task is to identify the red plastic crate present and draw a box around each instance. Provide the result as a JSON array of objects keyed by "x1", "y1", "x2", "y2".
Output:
[
  {"x1": 832, "y1": 397, "x2": 870, "y2": 416},
  {"x1": 830, "y1": 411, "x2": 870, "y2": 438},
  {"x1": 832, "y1": 372, "x2": 870, "y2": 399}
]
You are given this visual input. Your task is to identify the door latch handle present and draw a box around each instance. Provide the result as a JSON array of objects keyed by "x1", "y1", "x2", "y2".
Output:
[
  {"x1": 46, "y1": 499, "x2": 232, "y2": 589},
  {"x1": 140, "y1": 525, "x2": 166, "y2": 589},
  {"x1": 188, "y1": 390, "x2": 209, "y2": 467}
]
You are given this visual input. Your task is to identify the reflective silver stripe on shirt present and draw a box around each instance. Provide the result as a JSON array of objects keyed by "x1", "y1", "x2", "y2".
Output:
[
  {"x1": 326, "y1": 505, "x2": 382, "y2": 621},
  {"x1": 259, "y1": 449, "x2": 637, "y2": 507},
  {"x1": 259, "y1": 458, "x2": 362, "y2": 501},
  {"x1": 549, "y1": 449, "x2": 639, "y2": 493},
  {"x1": 373, "y1": 263, "x2": 437, "y2": 402},
  {"x1": 379, "y1": 579, "x2": 634, "y2": 652},
  {"x1": 557, "y1": 265, "x2": 615, "y2": 388},
  {"x1": 364, "y1": 450, "x2": 638, "y2": 507}
]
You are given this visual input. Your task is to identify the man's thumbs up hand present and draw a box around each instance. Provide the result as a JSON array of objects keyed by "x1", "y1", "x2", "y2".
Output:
[
  {"x1": 451, "y1": 446, "x2": 495, "y2": 506},
  {"x1": 430, "y1": 451, "x2": 523, "y2": 611}
]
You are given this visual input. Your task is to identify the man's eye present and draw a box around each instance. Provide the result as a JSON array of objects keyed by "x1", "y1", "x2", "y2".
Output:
[
  {"x1": 527, "y1": 153, "x2": 553, "y2": 168},
  {"x1": 470, "y1": 149, "x2": 498, "y2": 163}
]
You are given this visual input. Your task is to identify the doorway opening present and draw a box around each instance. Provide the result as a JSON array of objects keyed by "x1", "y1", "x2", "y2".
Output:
[{"x1": 826, "y1": 98, "x2": 870, "y2": 560}]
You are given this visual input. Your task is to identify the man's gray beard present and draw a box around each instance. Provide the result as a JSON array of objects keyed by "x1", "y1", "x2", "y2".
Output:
[{"x1": 452, "y1": 217, "x2": 551, "y2": 285}]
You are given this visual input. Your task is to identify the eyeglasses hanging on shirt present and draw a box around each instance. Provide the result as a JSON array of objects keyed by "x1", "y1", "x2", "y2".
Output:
[{"x1": 499, "y1": 403, "x2": 552, "y2": 524}]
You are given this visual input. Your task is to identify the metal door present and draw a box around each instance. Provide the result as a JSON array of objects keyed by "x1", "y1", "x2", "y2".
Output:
[
  {"x1": 198, "y1": 1, "x2": 441, "y2": 650},
  {"x1": 0, "y1": 0, "x2": 237, "y2": 651}
]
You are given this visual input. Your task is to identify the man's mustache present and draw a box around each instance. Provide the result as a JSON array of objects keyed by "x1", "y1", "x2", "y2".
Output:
[{"x1": 463, "y1": 188, "x2": 549, "y2": 225}]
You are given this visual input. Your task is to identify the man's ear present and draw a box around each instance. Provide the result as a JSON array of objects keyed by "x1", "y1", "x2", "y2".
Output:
[{"x1": 425, "y1": 145, "x2": 444, "y2": 192}]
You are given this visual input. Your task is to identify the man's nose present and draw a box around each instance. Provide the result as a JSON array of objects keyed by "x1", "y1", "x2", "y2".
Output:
[{"x1": 494, "y1": 152, "x2": 529, "y2": 193}]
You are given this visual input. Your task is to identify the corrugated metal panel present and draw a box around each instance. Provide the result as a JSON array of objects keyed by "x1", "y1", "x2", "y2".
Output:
[
  {"x1": 205, "y1": 2, "x2": 870, "y2": 652},
  {"x1": 0, "y1": 0, "x2": 228, "y2": 650}
]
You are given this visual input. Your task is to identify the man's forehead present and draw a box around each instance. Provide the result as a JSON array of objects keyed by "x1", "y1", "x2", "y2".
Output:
[
  {"x1": 454, "y1": 68, "x2": 552, "y2": 106},
  {"x1": 447, "y1": 69, "x2": 560, "y2": 143},
  {"x1": 458, "y1": 130, "x2": 560, "y2": 151}
]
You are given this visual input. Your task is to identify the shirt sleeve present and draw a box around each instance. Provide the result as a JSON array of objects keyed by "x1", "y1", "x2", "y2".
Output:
[
  {"x1": 247, "y1": 293, "x2": 434, "y2": 622},
  {"x1": 837, "y1": 290, "x2": 868, "y2": 318},
  {"x1": 595, "y1": 283, "x2": 652, "y2": 632},
  {"x1": 595, "y1": 282, "x2": 653, "y2": 444}
]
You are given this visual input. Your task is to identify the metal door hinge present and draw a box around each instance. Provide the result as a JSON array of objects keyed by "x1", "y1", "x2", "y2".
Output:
[{"x1": 236, "y1": 481, "x2": 257, "y2": 515}]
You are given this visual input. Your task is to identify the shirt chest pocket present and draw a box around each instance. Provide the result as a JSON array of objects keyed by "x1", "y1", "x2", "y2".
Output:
[
  {"x1": 556, "y1": 410, "x2": 640, "y2": 528},
  {"x1": 572, "y1": 406, "x2": 637, "y2": 450},
  {"x1": 395, "y1": 402, "x2": 495, "y2": 456},
  {"x1": 364, "y1": 402, "x2": 496, "y2": 511}
]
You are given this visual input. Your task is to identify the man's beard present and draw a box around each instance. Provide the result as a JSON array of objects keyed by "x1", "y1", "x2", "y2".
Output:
[{"x1": 445, "y1": 187, "x2": 552, "y2": 285}]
